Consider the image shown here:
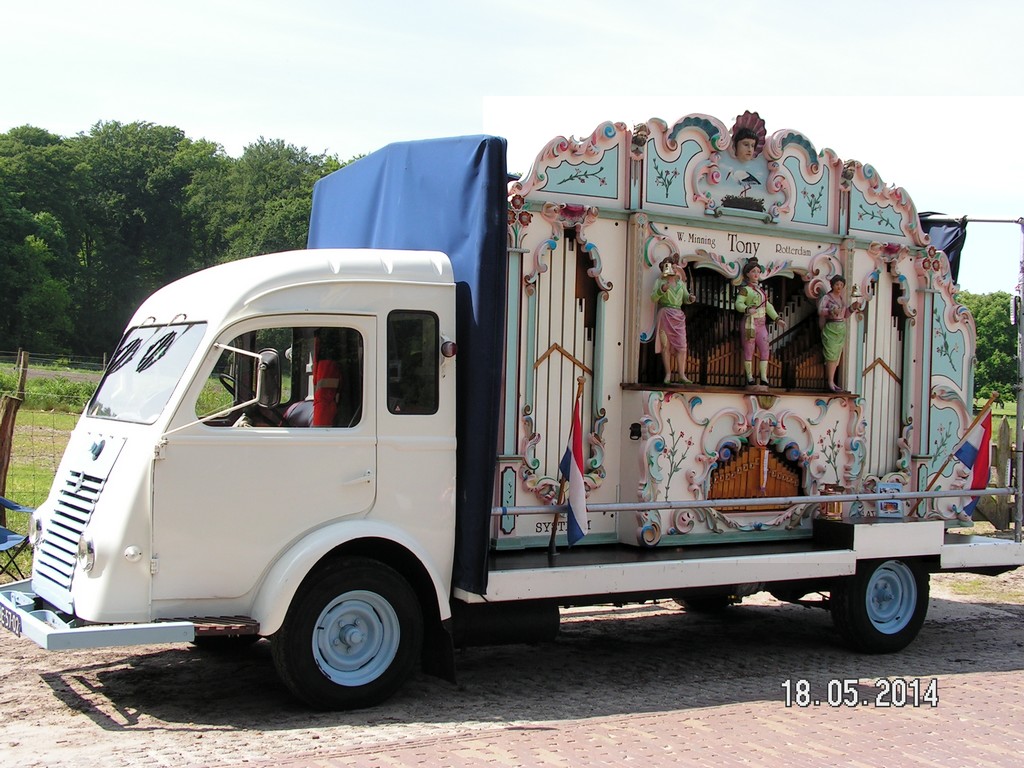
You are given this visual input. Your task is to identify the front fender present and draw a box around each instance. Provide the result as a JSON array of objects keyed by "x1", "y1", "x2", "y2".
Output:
[{"x1": 251, "y1": 519, "x2": 452, "y2": 636}]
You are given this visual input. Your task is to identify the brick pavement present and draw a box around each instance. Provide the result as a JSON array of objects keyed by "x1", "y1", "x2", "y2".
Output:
[
  {"x1": 6, "y1": 593, "x2": 1024, "y2": 767},
  {"x1": 240, "y1": 670, "x2": 1024, "y2": 768}
]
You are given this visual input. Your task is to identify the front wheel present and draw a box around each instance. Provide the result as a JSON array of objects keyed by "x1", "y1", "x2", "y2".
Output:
[
  {"x1": 271, "y1": 558, "x2": 423, "y2": 710},
  {"x1": 830, "y1": 559, "x2": 929, "y2": 653}
]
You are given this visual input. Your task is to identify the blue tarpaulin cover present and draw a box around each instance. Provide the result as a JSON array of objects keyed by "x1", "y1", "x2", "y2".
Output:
[{"x1": 307, "y1": 135, "x2": 508, "y2": 594}]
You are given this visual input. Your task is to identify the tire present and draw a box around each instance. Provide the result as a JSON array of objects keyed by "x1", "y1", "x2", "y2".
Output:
[
  {"x1": 271, "y1": 558, "x2": 423, "y2": 710},
  {"x1": 830, "y1": 559, "x2": 929, "y2": 653}
]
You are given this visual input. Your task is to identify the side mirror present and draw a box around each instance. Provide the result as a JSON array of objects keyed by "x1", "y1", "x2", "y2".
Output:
[{"x1": 257, "y1": 348, "x2": 281, "y2": 408}]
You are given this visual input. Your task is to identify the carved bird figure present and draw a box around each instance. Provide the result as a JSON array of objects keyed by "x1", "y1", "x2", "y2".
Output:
[{"x1": 726, "y1": 168, "x2": 761, "y2": 197}]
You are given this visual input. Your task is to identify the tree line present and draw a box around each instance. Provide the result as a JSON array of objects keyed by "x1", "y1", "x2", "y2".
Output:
[
  {"x1": 957, "y1": 291, "x2": 1017, "y2": 406},
  {"x1": 0, "y1": 121, "x2": 1017, "y2": 403},
  {"x1": 0, "y1": 121, "x2": 348, "y2": 356}
]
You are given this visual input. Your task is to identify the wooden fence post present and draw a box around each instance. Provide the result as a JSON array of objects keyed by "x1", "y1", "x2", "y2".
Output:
[{"x1": 0, "y1": 350, "x2": 29, "y2": 526}]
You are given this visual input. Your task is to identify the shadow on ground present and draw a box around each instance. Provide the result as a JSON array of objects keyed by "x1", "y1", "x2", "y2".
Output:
[{"x1": 34, "y1": 595, "x2": 1024, "y2": 732}]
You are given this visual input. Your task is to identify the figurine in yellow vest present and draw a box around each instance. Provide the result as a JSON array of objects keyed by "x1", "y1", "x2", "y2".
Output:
[{"x1": 734, "y1": 258, "x2": 785, "y2": 386}]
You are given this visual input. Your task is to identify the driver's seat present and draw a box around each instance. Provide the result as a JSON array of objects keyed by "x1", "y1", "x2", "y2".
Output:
[{"x1": 282, "y1": 400, "x2": 313, "y2": 427}]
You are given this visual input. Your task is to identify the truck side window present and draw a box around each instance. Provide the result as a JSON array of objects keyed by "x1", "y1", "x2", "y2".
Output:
[
  {"x1": 387, "y1": 311, "x2": 438, "y2": 415},
  {"x1": 199, "y1": 325, "x2": 364, "y2": 428}
]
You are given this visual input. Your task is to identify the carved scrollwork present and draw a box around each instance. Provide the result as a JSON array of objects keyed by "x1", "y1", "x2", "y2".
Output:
[
  {"x1": 865, "y1": 241, "x2": 917, "y2": 322},
  {"x1": 511, "y1": 121, "x2": 628, "y2": 199},
  {"x1": 524, "y1": 203, "x2": 612, "y2": 297},
  {"x1": 806, "y1": 245, "x2": 842, "y2": 299},
  {"x1": 523, "y1": 202, "x2": 561, "y2": 297},
  {"x1": 847, "y1": 162, "x2": 930, "y2": 247}
]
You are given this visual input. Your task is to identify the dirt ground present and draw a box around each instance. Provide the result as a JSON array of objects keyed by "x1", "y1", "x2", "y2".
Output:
[
  {"x1": 3, "y1": 565, "x2": 1024, "y2": 768},
  {"x1": 0, "y1": 366, "x2": 101, "y2": 386}
]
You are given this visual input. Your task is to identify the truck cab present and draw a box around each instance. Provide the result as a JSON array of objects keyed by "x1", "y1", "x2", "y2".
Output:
[{"x1": 11, "y1": 248, "x2": 459, "y2": 709}]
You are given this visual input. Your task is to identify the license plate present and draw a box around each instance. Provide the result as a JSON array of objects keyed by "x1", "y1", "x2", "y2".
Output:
[{"x1": 0, "y1": 601, "x2": 22, "y2": 637}]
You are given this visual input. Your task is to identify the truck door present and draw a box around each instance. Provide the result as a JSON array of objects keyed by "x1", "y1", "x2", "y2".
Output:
[{"x1": 151, "y1": 315, "x2": 376, "y2": 602}]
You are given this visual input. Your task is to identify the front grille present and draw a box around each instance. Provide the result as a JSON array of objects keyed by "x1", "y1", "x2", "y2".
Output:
[{"x1": 34, "y1": 470, "x2": 104, "y2": 596}]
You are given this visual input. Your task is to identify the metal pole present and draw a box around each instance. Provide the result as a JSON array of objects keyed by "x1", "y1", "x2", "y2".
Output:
[
  {"x1": 494, "y1": 486, "x2": 1015, "y2": 517},
  {"x1": 962, "y1": 217, "x2": 1024, "y2": 225},
  {"x1": 1015, "y1": 220, "x2": 1024, "y2": 542}
]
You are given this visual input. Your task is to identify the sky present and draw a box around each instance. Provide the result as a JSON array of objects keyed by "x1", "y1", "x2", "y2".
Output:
[{"x1": 3, "y1": 0, "x2": 1022, "y2": 294}]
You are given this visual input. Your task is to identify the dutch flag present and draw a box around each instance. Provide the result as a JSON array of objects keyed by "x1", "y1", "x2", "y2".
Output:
[
  {"x1": 953, "y1": 411, "x2": 993, "y2": 516},
  {"x1": 558, "y1": 393, "x2": 588, "y2": 546}
]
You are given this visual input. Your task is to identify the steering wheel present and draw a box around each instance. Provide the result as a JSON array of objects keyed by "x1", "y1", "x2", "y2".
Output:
[{"x1": 219, "y1": 373, "x2": 236, "y2": 397}]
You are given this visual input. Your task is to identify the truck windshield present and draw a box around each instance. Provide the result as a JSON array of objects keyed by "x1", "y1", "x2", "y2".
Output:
[{"x1": 88, "y1": 322, "x2": 207, "y2": 424}]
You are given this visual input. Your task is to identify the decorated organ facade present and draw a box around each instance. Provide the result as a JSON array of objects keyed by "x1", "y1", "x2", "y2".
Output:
[{"x1": 494, "y1": 111, "x2": 977, "y2": 548}]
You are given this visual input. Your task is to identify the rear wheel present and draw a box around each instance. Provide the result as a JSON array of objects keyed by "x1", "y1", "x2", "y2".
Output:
[
  {"x1": 271, "y1": 558, "x2": 422, "y2": 710},
  {"x1": 830, "y1": 559, "x2": 929, "y2": 653}
]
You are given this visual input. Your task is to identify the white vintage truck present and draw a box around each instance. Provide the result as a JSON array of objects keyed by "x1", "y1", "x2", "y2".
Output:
[{"x1": 2, "y1": 112, "x2": 1022, "y2": 710}]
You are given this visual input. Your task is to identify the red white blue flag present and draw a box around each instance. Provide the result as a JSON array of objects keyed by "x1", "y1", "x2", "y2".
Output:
[
  {"x1": 954, "y1": 411, "x2": 992, "y2": 516},
  {"x1": 559, "y1": 393, "x2": 588, "y2": 546}
]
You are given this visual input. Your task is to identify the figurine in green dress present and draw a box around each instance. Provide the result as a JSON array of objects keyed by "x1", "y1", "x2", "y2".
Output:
[{"x1": 652, "y1": 258, "x2": 696, "y2": 384}]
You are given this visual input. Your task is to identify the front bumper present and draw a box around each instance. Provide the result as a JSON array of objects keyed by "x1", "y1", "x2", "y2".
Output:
[{"x1": 0, "y1": 580, "x2": 194, "y2": 650}]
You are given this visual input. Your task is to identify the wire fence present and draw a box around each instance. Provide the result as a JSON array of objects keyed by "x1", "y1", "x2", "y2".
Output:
[
  {"x1": 0, "y1": 394, "x2": 84, "y2": 582},
  {"x1": 3, "y1": 404, "x2": 78, "y2": 509},
  {"x1": 0, "y1": 350, "x2": 107, "y2": 372},
  {"x1": 1, "y1": 351, "x2": 96, "y2": 515}
]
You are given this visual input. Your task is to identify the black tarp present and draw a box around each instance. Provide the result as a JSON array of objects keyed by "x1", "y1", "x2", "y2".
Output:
[
  {"x1": 920, "y1": 212, "x2": 969, "y2": 283},
  {"x1": 307, "y1": 136, "x2": 508, "y2": 595}
]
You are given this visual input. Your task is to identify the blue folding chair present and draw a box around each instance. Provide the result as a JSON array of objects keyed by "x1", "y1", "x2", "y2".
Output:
[{"x1": 0, "y1": 496, "x2": 32, "y2": 580}]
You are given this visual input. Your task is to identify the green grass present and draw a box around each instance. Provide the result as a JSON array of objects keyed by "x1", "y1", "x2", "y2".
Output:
[
  {"x1": 990, "y1": 403, "x2": 1017, "y2": 437},
  {"x1": 196, "y1": 376, "x2": 235, "y2": 416},
  {"x1": 935, "y1": 522, "x2": 1024, "y2": 602},
  {"x1": 0, "y1": 369, "x2": 96, "y2": 413},
  {"x1": 976, "y1": 395, "x2": 1016, "y2": 428},
  {"x1": 6, "y1": 409, "x2": 76, "y2": 505},
  {"x1": 935, "y1": 574, "x2": 1024, "y2": 603}
]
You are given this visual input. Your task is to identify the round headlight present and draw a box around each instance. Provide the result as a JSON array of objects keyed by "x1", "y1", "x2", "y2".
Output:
[{"x1": 77, "y1": 535, "x2": 96, "y2": 573}]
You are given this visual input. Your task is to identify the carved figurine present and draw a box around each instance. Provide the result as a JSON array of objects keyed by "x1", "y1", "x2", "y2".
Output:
[
  {"x1": 734, "y1": 258, "x2": 785, "y2": 387},
  {"x1": 726, "y1": 128, "x2": 761, "y2": 197},
  {"x1": 818, "y1": 275, "x2": 859, "y2": 392},
  {"x1": 652, "y1": 257, "x2": 696, "y2": 384},
  {"x1": 721, "y1": 111, "x2": 768, "y2": 210},
  {"x1": 733, "y1": 127, "x2": 758, "y2": 162}
]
